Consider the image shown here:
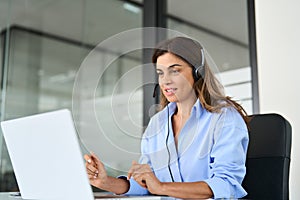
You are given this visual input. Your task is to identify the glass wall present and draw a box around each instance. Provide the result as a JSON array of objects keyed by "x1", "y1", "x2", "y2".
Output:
[
  {"x1": 167, "y1": 0, "x2": 253, "y2": 113},
  {"x1": 0, "y1": 0, "x2": 143, "y2": 191}
]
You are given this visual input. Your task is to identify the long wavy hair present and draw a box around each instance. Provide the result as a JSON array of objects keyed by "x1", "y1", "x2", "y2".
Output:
[{"x1": 152, "y1": 37, "x2": 249, "y2": 126}]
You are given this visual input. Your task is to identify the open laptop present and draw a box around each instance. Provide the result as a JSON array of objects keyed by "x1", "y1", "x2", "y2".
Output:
[{"x1": 1, "y1": 109, "x2": 167, "y2": 200}]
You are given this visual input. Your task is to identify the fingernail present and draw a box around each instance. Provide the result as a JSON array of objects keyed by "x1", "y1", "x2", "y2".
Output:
[{"x1": 87, "y1": 159, "x2": 91, "y2": 163}]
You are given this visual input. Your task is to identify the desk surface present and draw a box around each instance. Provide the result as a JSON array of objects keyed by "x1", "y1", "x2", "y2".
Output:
[
  {"x1": 0, "y1": 192, "x2": 176, "y2": 200},
  {"x1": 0, "y1": 193, "x2": 21, "y2": 200}
]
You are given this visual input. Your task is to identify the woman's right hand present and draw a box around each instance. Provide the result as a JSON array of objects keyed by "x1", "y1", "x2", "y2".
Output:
[{"x1": 84, "y1": 152, "x2": 108, "y2": 189}]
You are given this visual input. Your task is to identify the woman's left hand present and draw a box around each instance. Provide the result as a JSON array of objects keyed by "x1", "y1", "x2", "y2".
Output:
[{"x1": 127, "y1": 161, "x2": 163, "y2": 195}]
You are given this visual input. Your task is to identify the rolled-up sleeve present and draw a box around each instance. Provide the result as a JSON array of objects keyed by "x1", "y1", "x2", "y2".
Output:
[
  {"x1": 119, "y1": 177, "x2": 149, "y2": 195},
  {"x1": 204, "y1": 109, "x2": 249, "y2": 198}
]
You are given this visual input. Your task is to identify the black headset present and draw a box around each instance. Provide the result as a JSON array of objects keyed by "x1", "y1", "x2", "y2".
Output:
[
  {"x1": 193, "y1": 48, "x2": 205, "y2": 81},
  {"x1": 153, "y1": 47, "x2": 205, "y2": 182},
  {"x1": 152, "y1": 48, "x2": 205, "y2": 98}
]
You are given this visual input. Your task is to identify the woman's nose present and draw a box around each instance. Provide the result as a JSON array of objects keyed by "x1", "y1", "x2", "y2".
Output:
[{"x1": 160, "y1": 74, "x2": 172, "y2": 85}]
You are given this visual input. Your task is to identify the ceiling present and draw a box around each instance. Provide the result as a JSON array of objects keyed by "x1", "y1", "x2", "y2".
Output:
[{"x1": 0, "y1": 0, "x2": 248, "y2": 46}]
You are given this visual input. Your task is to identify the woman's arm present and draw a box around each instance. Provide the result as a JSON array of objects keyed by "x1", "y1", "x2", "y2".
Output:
[
  {"x1": 127, "y1": 161, "x2": 213, "y2": 199},
  {"x1": 95, "y1": 176, "x2": 130, "y2": 195},
  {"x1": 160, "y1": 181, "x2": 213, "y2": 199},
  {"x1": 84, "y1": 153, "x2": 130, "y2": 194}
]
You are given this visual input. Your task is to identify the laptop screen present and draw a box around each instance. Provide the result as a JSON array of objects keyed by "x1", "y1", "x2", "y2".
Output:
[{"x1": 1, "y1": 109, "x2": 94, "y2": 200}]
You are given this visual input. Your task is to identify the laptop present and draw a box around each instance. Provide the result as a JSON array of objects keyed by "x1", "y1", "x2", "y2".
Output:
[{"x1": 1, "y1": 109, "x2": 167, "y2": 200}]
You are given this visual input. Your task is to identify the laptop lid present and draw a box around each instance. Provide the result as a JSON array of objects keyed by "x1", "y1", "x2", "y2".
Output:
[{"x1": 1, "y1": 109, "x2": 94, "y2": 200}]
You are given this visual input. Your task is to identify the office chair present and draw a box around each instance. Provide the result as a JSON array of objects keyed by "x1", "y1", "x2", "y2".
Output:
[{"x1": 242, "y1": 113, "x2": 292, "y2": 200}]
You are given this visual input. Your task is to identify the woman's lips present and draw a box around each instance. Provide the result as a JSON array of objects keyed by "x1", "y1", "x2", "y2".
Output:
[{"x1": 164, "y1": 88, "x2": 177, "y2": 96}]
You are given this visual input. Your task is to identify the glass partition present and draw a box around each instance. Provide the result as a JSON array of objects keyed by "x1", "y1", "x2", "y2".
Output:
[
  {"x1": 0, "y1": 0, "x2": 142, "y2": 192},
  {"x1": 167, "y1": 0, "x2": 253, "y2": 113}
]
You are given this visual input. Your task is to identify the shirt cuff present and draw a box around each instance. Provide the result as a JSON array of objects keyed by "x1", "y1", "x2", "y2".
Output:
[
  {"x1": 117, "y1": 176, "x2": 149, "y2": 195},
  {"x1": 204, "y1": 177, "x2": 232, "y2": 199}
]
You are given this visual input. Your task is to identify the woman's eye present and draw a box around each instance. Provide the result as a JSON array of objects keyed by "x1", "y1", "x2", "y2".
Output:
[
  {"x1": 156, "y1": 71, "x2": 163, "y2": 76},
  {"x1": 171, "y1": 69, "x2": 179, "y2": 74}
]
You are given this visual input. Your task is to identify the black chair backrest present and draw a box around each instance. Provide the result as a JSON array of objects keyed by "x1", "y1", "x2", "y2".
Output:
[{"x1": 242, "y1": 113, "x2": 292, "y2": 200}]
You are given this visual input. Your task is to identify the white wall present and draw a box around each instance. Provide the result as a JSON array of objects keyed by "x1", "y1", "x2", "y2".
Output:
[{"x1": 255, "y1": 0, "x2": 300, "y2": 199}]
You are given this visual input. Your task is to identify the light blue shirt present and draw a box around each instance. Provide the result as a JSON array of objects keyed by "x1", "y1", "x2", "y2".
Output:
[{"x1": 124, "y1": 99, "x2": 249, "y2": 198}]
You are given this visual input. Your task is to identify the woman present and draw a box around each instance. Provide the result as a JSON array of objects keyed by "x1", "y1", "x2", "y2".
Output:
[{"x1": 85, "y1": 37, "x2": 249, "y2": 199}]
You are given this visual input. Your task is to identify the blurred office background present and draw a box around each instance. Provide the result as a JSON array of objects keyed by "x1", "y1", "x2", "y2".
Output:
[
  {"x1": 0, "y1": 0, "x2": 255, "y2": 192},
  {"x1": 1, "y1": 0, "x2": 298, "y2": 199}
]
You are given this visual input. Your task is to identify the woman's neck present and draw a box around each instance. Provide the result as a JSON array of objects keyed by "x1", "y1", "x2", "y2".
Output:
[{"x1": 175, "y1": 96, "x2": 197, "y2": 118}]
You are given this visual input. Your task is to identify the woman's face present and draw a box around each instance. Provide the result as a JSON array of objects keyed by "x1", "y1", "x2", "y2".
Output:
[{"x1": 156, "y1": 52, "x2": 196, "y2": 103}]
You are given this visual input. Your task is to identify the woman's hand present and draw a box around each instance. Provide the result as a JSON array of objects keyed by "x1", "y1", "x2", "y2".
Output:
[
  {"x1": 84, "y1": 152, "x2": 108, "y2": 189},
  {"x1": 84, "y1": 152, "x2": 130, "y2": 194},
  {"x1": 127, "y1": 161, "x2": 163, "y2": 195}
]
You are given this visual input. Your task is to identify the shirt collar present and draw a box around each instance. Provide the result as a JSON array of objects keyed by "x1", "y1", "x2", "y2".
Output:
[{"x1": 166, "y1": 98, "x2": 204, "y2": 119}]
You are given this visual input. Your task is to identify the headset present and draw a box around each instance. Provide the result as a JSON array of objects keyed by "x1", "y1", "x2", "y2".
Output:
[
  {"x1": 152, "y1": 47, "x2": 205, "y2": 182},
  {"x1": 152, "y1": 48, "x2": 205, "y2": 98},
  {"x1": 193, "y1": 48, "x2": 205, "y2": 81}
]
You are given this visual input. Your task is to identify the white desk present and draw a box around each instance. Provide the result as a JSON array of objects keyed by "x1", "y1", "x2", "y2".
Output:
[
  {"x1": 0, "y1": 193, "x2": 22, "y2": 200},
  {"x1": 0, "y1": 192, "x2": 175, "y2": 200}
]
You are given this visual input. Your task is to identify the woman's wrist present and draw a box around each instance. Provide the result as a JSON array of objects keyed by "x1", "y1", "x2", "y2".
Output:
[
  {"x1": 156, "y1": 182, "x2": 167, "y2": 196},
  {"x1": 101, "y1": 176, "x2": 129, "y2": 195},
  {"x1": 115, "y1": 176, "x2": 130, "y2": 194},
  {"x1": 93, "y1": 175, "x2": 110, "y2": 190}
]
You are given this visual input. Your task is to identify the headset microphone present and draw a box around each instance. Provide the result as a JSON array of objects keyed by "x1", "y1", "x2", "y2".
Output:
[
  {"x1": 152, "y1": 83, "x2": 159, "y2": 98},
  {"x1": 152, "y1": 84, "x2": 174, "y2": 181}
]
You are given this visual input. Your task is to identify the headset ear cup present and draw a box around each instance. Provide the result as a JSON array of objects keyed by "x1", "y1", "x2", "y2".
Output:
[
  {"x1": 193, "y1": 65, "x2": 205, "y2": 81},
  {"x1": 195, "y1": 66, "x2": 205, "y2": 80},
  {"x1": 194, "y1": 48, "x2": 205, "y2": 81},
  {"x1": 193, "y1": 68, "x2": 199, "y2": 81}
]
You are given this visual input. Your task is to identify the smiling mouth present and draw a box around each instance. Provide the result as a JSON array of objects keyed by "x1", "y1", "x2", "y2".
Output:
[{"x1": 164, "y1": 88, "x2": 177, "y2": 95}]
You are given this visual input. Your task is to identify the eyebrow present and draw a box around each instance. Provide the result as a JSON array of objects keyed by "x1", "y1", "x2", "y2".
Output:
[
  {"x1": 168, "y1": 64, "x2": 182, "y2": 68},
  {"x1": 156, "y1": 63, "x2": 182, "y2": 70}
]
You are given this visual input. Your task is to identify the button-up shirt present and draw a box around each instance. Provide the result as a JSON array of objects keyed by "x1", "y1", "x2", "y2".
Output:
[{"x1": 124, "y1": 99, "x2": 249, "y2": 198}]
